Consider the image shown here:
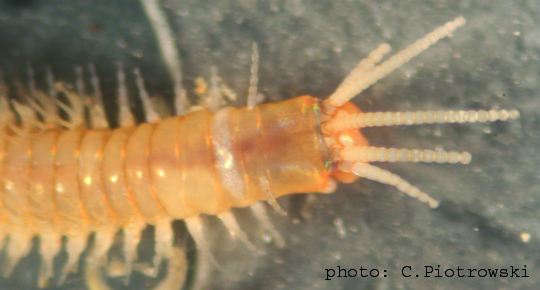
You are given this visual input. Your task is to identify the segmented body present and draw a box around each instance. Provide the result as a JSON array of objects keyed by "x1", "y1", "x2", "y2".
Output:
[
  {"x1": 1, "y1": 96, "x2": 329, "y2": 235},
  {"x1": 0, "y1": 84, "x2": 332, "y2": 287},
  {"x1": 0, "y1": 11, "x2": 521, "y2": 290}
]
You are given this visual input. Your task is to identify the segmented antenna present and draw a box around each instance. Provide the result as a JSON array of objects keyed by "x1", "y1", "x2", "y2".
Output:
[
  {"x1": 323, "y1": 16, "x2": 466, "y2": 113},
  {"x1": 349, "y1": 163, "x2": 440, "y2": 208},
  {"x1": 323, "y1": 109, "x2": 520, "y2": 133},
  {"x1": 335, "y1": 43, "x2": 391, "y2": 91},
  {"x1": 337, "y1": 146, "x2": 472, "y2": 164}
]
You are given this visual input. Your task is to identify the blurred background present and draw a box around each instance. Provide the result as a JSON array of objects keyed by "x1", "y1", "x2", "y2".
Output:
[{"x1": 0, "y1": 0, "x2": 538, "y2": 289}]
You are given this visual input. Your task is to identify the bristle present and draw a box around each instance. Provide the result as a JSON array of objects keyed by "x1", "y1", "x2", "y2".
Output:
[
  {"x1": 247, "y1": 42, "x2": 259, "y2": 110},
  {"x1": 58, "y1": 234, "x2": 87, "y2": 285},
  {"x1": 134, "y1": 68, "x2": 161, "y2": 123},
  {"x1": 140, "y1": 0, "x2": 188, "y2": 116},
  {"x1": 218, "y1": 211, "x2": 256, "y2": 251},
  {"x1": 117, "y1": 62, "x2": 135, "y2": 128},
  {"x1": 88, "y1": 64, "x2": 109, "y2": 129}
]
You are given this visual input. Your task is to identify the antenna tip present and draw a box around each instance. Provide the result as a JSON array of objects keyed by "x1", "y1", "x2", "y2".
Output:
[
  {"x1": 508, "y1": 109, "x2": 520, "y2": 120},
  {"x1": 459, "y1": 152, "x2": 472, "y2": 164},
  {"x1": 455, "y1": 16, "x2": 466, "y2": 27}
]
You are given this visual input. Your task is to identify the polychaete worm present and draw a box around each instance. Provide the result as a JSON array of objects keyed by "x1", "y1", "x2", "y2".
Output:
[{"x1": 0, "y1": 10, "x2": 520, "y2": 290}]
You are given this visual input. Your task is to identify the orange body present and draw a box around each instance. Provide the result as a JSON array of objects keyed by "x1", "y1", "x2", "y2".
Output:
[{"x1": 0, "y1": 95, "x2": 334, "y2": 237}]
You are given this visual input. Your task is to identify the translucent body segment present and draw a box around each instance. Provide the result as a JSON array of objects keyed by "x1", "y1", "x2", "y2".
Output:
[
  {"x1": 177, "y1": 110, "x2": 227, "y2": 215},
  {"x1": 210, "y1": 107, "x2": 252, "y2": 208},
  {"x1": 340, "y1": 146, "x2": 472, "y2": 164},
  {"x1": 323, "y1": 108, "x2": 520, "y2": 132},
  {"x1": 78, "y1": 129, "x2": 117, "y2": 281},
  {"x1": 351, "y1": 163, "x2": 440, "y2": 208},
  {"x1": 103, "y1": 127, "x2": 143, "y2": 226},
  {"x1": 28, "y1": 130, "x2": 58, "y2": 231},
  {"x1": 6, "y1": 104, "x2": 40, "y2": 276},
  {"x1": 326, "y1": 16, "x2": 466, "y2": 110},
  {"x1": 54, "y1": 129, "x2": 88, "y2": 235},
  {"x1": 79, "y1": 129, "x2": 115, "y2": 228},
  {"x1": 238, "y1": 96, "x2": 331, "y2": 200},
  {"x1": 54, "y1": 129, "x2": 89, "y2": 283},
  {"x1": 149, "y1": 116, "x2": 194, "y2": 219},
  {"x1": 0, "y1": 112, "x2": 34, "y2": 276},
  {"x1": 3, "y1": 135, "x2": 33, "y2": 230},
  {"x1": 124, "y1": 123, "x2": 167, "y2": 224}
]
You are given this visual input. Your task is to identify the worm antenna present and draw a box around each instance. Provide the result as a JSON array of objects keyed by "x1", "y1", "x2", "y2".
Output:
[
  {"x1": 348, "y1": 162, "x2": 440, "y2": 208},
  {"x1": 324, "y1": 16, "x2": 466, "y2": 113},
  {"x1": 335, "y1": 43, "x2": 391, "y2": 91},
  {"x1": 338, "y1": 146, "x2": 472, "y2": 164},
  {"x1": 322, "y1": 108, "x2": 520, "y2": 133}
]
